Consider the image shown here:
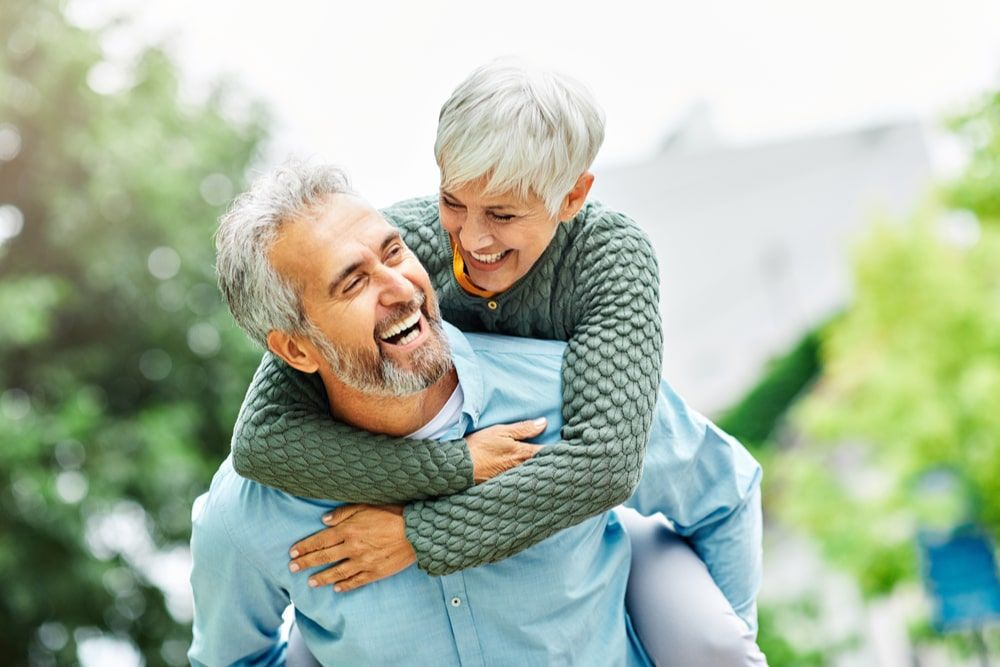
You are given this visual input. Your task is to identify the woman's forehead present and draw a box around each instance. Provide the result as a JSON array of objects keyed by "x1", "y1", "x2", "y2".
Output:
[{"x1": 442, "y1": 179, "x2": 541, "y2": 209}]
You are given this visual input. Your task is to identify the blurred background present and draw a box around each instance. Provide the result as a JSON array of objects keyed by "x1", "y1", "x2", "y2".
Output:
[{"x1": 2, "y1": 0, "x2": 999, "y2": 664}]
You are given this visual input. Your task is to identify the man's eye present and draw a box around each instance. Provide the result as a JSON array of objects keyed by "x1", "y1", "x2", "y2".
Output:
[
  {"x1": 343, "y1": 276, "x2": 364, "y2": 293},
  {"x1": 386, "y1": 244, "x2": 403, "y2": 260}
]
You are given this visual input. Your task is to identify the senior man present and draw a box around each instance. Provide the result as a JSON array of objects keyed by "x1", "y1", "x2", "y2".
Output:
[{"x1": 189, "y1": 162, "x2": 764, "y2": 666}]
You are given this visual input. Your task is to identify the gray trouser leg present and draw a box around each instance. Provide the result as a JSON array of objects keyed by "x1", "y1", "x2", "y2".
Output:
[{"x1": 616, "y1": 508, "x2": 769, "y2": 667}]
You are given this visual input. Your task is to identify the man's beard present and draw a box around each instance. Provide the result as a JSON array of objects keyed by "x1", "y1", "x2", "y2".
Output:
[{"x1": 308, "y1": 291, "x2": 452, "y2": 397}]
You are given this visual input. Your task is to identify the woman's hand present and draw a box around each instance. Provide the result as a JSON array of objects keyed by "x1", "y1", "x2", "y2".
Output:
[
  {"x1": 288, "y1": 504, "x2": 416, "y2": 592},
  {"x1": 466, "y1": 418, "x2": 546, "y2": 483}
]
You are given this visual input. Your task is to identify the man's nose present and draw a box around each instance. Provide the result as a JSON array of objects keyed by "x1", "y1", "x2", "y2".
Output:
[
  {"x1": 376, "y1": 265, "x2": 416, "y2": 305},
  {"x1": 458, "y1": 214, "x2": 496, "y2": 250}
]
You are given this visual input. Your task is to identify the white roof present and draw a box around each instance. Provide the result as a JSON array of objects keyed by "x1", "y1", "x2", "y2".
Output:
[{"x1": 592, "y1": 120, "x2": 931, "y2": 413}]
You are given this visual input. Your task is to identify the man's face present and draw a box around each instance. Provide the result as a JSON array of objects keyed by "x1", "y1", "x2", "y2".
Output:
[{"x1": 269, "y1": 193, "x2": 451, "y2": 396}]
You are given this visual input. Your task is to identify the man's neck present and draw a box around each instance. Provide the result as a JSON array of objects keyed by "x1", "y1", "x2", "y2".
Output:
[{"x1": 318, "y1": 367, "x2": 459, "y2": 437}]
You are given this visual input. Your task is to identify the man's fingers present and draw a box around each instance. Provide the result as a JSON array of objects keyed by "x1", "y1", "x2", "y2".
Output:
[
  {"x1": 503, "y1": 417, "x2": 547, "y2": 440},
  {"x1": 308, "y1": 560, "x2": 364, "y2": 588},
  {"x1": 289, "y1": 527, "x2": 346, "y2": 558},
  {"x1": 333, "y1": 571, "x2": 374, "y2": 593},
  {"x1": 289, "y1": 543, "x2": 351, "y2": 573}
]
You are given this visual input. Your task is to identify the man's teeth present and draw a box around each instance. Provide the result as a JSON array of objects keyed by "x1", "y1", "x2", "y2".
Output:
[
  {"x1": 470, "y1": 249, "x2": 507, "y2": 264},
  {"x1": 380, "y1": 311, "x2": 420, "y2": 341},
  {"x1": 396, "y1": 328, "x2": 420, "y2": 346}
]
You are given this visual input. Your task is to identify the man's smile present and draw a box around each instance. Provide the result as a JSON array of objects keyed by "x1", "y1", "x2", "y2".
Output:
[{"x1": 377, "y1": 310, "x2": 429, "y2": 350}]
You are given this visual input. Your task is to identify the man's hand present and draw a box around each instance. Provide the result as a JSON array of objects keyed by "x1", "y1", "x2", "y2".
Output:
[
  {"x1": 466, "y1": 418, "x2": 545, "y2": 483},
  {"x1": 288, "y1": 504, "x2": 415, "y2": 592}
]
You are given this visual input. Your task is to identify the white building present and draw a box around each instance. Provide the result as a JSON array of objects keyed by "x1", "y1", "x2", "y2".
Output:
[{"x1": 592, "y1": 113, "x2": 932, "y2": 413}]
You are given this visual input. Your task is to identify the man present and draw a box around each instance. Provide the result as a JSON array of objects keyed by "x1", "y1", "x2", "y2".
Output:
[{"x1": 190, "y1": 161, "x2": 763, "y2": 665}]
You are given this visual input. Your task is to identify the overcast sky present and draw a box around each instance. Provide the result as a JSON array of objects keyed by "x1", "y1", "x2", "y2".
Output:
[{"x1": 71, "y1": 0, "x2": 1000, "y2": 206}]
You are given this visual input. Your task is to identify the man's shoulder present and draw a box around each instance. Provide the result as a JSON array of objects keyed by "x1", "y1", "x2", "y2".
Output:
[
  {"x1": 192, "y1": 458, "x2": 254, "y2": 534},
  {"x1": 458, "y1": 329, "x2": 568, "y2": 380},
  {"x1": 444, "y1": 325, "x2": 566, "y2": 413},
  {"x1": 192, "y1": 458, "x2": 317, "y2": 553},
  {"x1": 191, "y1": 458, "x2": 245, "y2": 559},
  {"x1": 463, "y1": 331, "x2": 568, "y2": 359}
]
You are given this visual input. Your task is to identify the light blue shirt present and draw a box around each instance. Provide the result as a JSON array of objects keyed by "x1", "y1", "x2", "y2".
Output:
[{"x1": 189, "y1": 324, "x2": 762, "y2": 666}]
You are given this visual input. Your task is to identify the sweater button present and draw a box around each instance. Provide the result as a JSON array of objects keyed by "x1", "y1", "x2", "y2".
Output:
[{"x1": 487, "y1": 300, "x2": 498, "y2": 310}]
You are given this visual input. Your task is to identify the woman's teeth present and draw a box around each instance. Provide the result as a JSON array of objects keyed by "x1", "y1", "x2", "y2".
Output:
[{"x1": 470, "y1": 249, "x2": 508, "y2": 264}]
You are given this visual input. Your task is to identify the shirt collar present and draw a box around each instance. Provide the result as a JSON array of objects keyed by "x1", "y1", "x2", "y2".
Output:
[{"x1": 442, "y1": 321, "x2": 484, "y2": 428}]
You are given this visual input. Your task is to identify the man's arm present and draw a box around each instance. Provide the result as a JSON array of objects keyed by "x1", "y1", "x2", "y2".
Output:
[
  {"x1": 189, "y1": 491, "x2": 289, "y2": 667},
  {"x1": 623, "y1": 379, "x2": 764, "y2": 632}
]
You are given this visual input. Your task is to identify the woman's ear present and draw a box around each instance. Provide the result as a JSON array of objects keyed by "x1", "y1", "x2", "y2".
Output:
[{"x1": 558, "y1": 172, "x2": 595, "y2": 221}]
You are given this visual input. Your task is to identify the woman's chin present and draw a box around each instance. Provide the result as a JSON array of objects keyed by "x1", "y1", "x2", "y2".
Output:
[{"x1": 469, "y1": 269, "x2": 516, "y2": 293}]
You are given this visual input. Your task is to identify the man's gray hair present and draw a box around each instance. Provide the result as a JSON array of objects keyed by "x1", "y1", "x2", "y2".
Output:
[
  {"x1": 215, "y1": 160, "x2": 353, "y2": 347},
  {"x1": 434, "y1": 59, "x2": 605, "y2": 217}
]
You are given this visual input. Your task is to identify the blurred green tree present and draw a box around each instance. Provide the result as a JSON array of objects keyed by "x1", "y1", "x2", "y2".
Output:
[
  {"x1": 0, "y1": 1, "x2": 269, "y2": 664},
  {"x1": 770, "y1": 88, "x2": 1000, "y2": 599}
]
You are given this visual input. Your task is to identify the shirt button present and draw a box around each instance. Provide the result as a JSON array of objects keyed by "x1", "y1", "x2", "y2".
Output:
[
  {"x1": 451, "y1": 597, "x2": 462, "y2": 607},
  {"x1": 487, "y1": 300, "x2": 498, "y2": 310}
]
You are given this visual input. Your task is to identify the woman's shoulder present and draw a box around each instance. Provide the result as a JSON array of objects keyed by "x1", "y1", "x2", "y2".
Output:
[
  {"x1": 560, "y1": 200, "x2": 657, "y2": 267},
  {"x1": 380, "y1": 194, "x2": 440, "y2": 232}
]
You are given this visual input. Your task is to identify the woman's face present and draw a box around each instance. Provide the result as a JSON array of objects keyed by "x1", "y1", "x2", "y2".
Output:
[{"x1": 438, "y1": 179, "x2": 564, "y2": 294}]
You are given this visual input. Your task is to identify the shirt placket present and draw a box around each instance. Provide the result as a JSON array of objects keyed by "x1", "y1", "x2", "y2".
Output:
[{"x1": 439, "y1": 571, "x2": 485, "y2": 667}]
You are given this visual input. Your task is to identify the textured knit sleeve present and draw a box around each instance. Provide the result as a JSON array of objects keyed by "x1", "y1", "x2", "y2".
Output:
[
  {"x1": 230, "y1": 353, "x2": 474, "y2": 503},
  {"x1": 404, "y1": 215, "x2": 662, "y2": 574}
]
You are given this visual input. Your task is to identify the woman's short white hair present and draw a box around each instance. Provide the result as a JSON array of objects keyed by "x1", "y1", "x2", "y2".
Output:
[
  {"x1": 215, "y1": 160, "x2": 353, "y2": 347},
  {"x1": 435, "y1": 59, "x2": 605, "y2": 217}
]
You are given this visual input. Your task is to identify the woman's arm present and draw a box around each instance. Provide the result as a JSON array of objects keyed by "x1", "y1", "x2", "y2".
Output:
[
  {"x1": 231, "y1": 344, "x2": 543, "y2": 502},
  {"x1": 403, "y1": 214, "x2": 662, "y2": 574},
  {"x1": 230, "y1": 352, "x2": 474, "y2": 503}
]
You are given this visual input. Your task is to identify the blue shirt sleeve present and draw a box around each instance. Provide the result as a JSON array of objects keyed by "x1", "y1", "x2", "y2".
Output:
[
  {"x1": 188, "y1": 482, "x2": 290, "y2": 666},
  {"x1": 624, "y1": 378, "x2": 764, "y2": 633}
]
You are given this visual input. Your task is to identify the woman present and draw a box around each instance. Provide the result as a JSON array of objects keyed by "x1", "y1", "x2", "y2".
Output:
[{"x1": 231, "y1": 60, "x2": 764, "y2": 665}]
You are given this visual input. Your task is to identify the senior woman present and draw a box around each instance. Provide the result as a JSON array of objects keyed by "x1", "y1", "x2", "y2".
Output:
[{"x1": 228, "y1": 60, "x2": 765, "y2": 665}]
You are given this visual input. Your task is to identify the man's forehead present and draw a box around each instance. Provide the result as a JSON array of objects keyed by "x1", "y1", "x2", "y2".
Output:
[
  {"x1": 269, "y1": 194, "x2": 392, "y2": 278},
  {"x1": 316, "y1": 193, "x2": 385, "y2": 236}
]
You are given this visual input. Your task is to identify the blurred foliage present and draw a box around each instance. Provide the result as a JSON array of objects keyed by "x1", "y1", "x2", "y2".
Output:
[
  {"x1": 755, "y1": 600, "x2": 829, "y2": 667},
  {"x1": 717, "y1": 327, "x2": 822, "y2": 446},
  {"x1": 768, "y1": 87, "x2": 1000, "y2": 601},
  {"x1": 0, "y1": 0, "x2": 268, "y2": 664},
  {"x1": 755, "y1": 593, "x2": 867, "y2": 667},
  {"x1": 947, "y1": 88, "x2": 1000, "y2": 222}
]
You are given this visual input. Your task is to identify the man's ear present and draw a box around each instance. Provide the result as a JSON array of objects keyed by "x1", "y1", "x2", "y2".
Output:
[
  {"x1": 557, "y1": 172, "x2": 595, "y2": 222},
  {"x1": 266, "y1": 330, "x2": 321, "y2": 374}
]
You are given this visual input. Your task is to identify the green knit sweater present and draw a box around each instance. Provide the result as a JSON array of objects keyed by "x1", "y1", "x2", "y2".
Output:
[{"x1": 231, "y1": 195, "x2": 663, "y2": 575}]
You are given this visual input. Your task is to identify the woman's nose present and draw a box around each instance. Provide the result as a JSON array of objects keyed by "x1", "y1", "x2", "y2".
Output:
[{"x1": 459, "y1": 214, "x2": 496, "y2": 250}]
